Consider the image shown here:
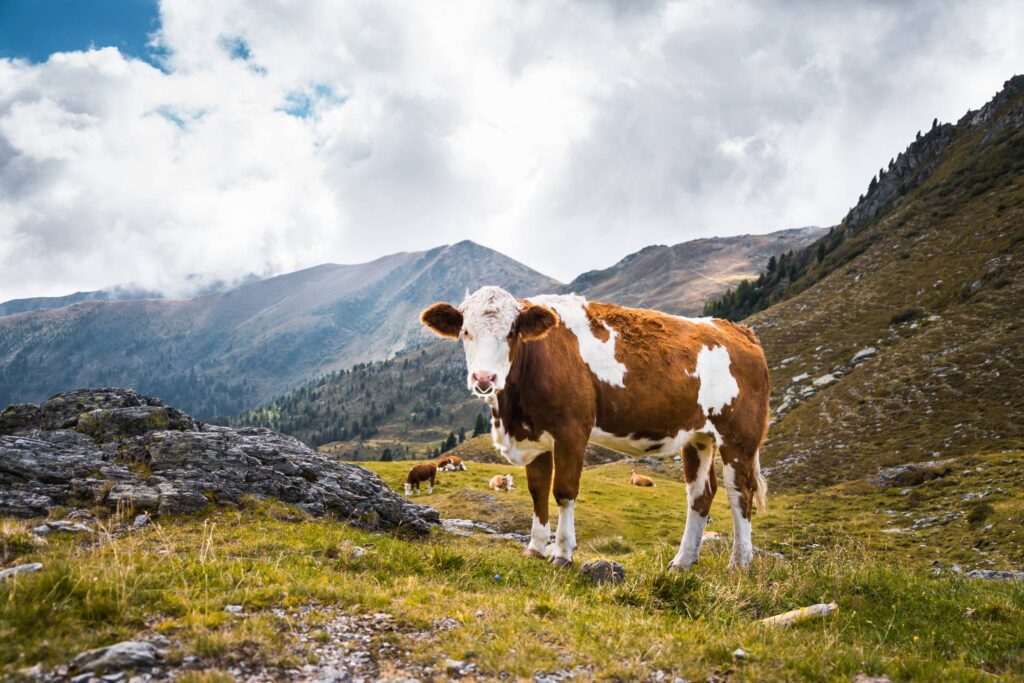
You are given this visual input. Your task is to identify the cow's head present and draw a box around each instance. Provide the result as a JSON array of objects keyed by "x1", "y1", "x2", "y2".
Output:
[{"x1": 420, "y1": 286, "x2": 559, "y2": 397}]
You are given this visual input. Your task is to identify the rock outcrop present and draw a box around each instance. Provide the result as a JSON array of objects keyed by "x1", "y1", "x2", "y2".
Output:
[{"x1": 0, "y1": 388, "x2": 439, "y2": 534}]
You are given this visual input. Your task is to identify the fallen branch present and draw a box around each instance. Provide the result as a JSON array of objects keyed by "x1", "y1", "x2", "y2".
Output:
[{"x1": 760, "y1": 602, "x2": 838, "y2": 627}]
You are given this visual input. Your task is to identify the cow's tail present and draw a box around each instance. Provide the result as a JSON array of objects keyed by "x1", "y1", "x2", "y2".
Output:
[{"x1": 752, "y1": 449, "x2": 768, "y2": 514}]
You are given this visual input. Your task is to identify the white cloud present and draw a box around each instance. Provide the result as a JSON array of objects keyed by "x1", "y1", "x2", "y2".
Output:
[{"x1": 1, "y1": 0, "x2": 1022, "y2": 301}]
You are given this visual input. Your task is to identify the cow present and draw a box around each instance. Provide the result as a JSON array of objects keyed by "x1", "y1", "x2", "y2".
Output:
[
  {"x1": 405, "y1": 463, "x2": 437, "y2": 496},
  {"x1": 630, "y1": 470, "x2": 655, "y2": 487},
  {"x1": 420, "y1": 286, "x2": 769, "y2": 570},
  {"x1": 489, "y1": 474, "x2": 514, "y2": 491},
  {"x1": 438, "y1": 455, "x2": 468, "y2": 471}
]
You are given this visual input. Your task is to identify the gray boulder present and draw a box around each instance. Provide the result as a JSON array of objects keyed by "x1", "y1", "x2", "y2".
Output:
[
  {"x1": 70, "y1": 640, "x2": 161, "y2": 673},
  {"x1": 0, "y1": 388, "x2": 439, "y2": 535},
  {"x1": 579, "y1": 559, "x2": 625, "y2": 584},
  {"x1": 871, "y1": 458, "x2": 958, "y2": 488}
]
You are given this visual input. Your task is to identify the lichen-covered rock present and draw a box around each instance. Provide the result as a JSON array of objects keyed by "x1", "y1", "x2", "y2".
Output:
[
  {"x1": 579, "y1": 559, "x2": 625, "y2": 584},
  {"x1": 0, "y1": 388, "x2": 439, "y2": 535},
  {"x1": 871, "y1": 458, "x2": 958, "y2": 488},
  {"x1": 70, "y1": 639, "x2": 162, "y2": 673}
]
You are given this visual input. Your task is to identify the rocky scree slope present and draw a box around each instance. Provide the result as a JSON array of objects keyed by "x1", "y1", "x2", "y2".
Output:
[
  {"x1": 747, "y1": 76, "x2": 1024, "y2": 489},
  {"x1": 0, "y1": 388, "x2": 438, "y2": 534}
]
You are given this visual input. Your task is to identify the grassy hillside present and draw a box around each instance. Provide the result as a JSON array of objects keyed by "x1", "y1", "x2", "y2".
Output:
[
  {"x1": 3, "y1": 455, "x2": 1023, "y2": 680},
  {"x1": 751, "y1": 77, "x2": 1024, "y2": 489}
]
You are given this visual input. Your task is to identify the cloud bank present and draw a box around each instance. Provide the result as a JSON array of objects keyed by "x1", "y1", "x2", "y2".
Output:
[{"x1": 1, "y1": 0, "x2": 1022, "y2": 300}]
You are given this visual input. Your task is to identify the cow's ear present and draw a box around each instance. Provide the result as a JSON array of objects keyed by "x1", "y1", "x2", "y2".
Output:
[
  {"x1": 515, "y1": 304, "x2": 559, "y2": 341},
  {"x1": 420, "y1": 303, "x2": 463, "y2": 339}
]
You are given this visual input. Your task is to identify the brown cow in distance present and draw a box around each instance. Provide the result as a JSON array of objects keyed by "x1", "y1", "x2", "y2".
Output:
[
  {"x1": 421, "y1": 286, "x2": 770, "y2": 570},
  {"x1": 630, "y1": 470, "x2": 655, "y2": 487},
  {"x1": 405, "y1": 463, "x2": 437, "y2": 496}
]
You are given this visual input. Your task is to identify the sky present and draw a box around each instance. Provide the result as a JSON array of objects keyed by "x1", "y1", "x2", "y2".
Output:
[{"x1": 0, "y1": 0, "x2": 1022, "y2": 301}]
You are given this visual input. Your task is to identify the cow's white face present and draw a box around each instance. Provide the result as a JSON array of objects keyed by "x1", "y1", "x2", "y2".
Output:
[{"x1": 420, "y1": 286, "x2": 559, "y2": 398}]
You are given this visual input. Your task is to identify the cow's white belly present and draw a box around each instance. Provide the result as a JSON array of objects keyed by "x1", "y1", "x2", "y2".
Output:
[
  {"x1": 589, "y1": 427, "x2": 695, "y2": 456},
  {"x1": 492, "y1": 422, "x2": 554, "y2": 466}
]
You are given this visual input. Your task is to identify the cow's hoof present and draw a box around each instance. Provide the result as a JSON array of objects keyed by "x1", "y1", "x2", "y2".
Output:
[
  {"x1": 548, "y1": 555, "x2": 573, "y2": 568},
  {"x1": 524, "y1": 547, "x2": 547, "y2": 559},
  {"x1": 667, "y1": 561, "x2": 692, "y2": 573}
]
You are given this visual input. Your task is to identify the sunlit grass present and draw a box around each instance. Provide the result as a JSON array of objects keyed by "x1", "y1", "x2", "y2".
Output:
[{"x1": 2, "y1": 458, "x2": 1024, "y2": 680}]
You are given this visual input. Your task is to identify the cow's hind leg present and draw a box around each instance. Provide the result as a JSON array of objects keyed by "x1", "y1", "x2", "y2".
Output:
[
  {"x1": 669, "y1": 435, "x2": 717, "y2": 571},
  {"x1": 550, "y1": 439, "x2": 585, "y2": 567},
  {"x1": 720, "y1": 444, "x2": 767, "y2": 569},
  {"x1": 524, "y1": 451, "x2": 553, "y2": 559}
]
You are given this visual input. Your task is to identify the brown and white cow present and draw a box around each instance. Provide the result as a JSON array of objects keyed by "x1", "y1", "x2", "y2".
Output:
[
  {"x1": 420, "y1": 286, "x2": 769, "y2": 569},
  {"x1": 438, "y1": 455, "x2": 467, "y2": 472},
  {"x1": 405, "y1": 463, "x2": 437, "y2": 496}
]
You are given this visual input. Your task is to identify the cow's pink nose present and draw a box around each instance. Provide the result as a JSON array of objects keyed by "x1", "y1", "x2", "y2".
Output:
[{"x1": 472, "y1": 372, "x2": 497, "y2": 387}]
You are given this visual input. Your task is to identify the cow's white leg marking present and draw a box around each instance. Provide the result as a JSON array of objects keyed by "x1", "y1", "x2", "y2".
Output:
[
  {"x1": 404, "y1": 483, "x2": 412, "y2": 496},
  {"x1": 671, "y1": 446, "x2": 714, "y2": 569},
  {"x1": 527, "y1": 515, "x2": 550, "y2": 556},
  {"x1": 550, "y1": 499, "x2": 576, "y2": 565},
  {"x1": 427, "y1": 484, "x2": 433, "y2": 495},
  {"x1": 724, "y1": 463, "x2": 753, "y2": 568}
]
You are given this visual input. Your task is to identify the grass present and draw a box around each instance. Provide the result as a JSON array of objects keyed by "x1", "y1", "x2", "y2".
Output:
[{"x1": 3, "y1": 458, "x2": 1024, "y2": 680}]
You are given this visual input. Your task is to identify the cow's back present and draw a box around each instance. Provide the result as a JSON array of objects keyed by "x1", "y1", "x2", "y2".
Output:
[{"x1": 583, "y1": 302, "x2": 769, "y2": 450}]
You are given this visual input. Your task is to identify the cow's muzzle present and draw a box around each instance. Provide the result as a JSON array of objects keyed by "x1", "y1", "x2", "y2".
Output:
[{"x1": 471, "y1": 371, "x2": 498, "y2": 397}]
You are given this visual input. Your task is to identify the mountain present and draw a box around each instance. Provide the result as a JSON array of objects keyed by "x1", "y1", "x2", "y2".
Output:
[
  {"x1": 0, "y1": 275, "x2": 264, "y2": 317},
  {"x1": 730, "y1": 75, "x2": 1024, "y2": 488},
  {"x1": 231, "y1": 227, "x2": 825, "y2": 456},
  {"x1": 567, "y1": 227, "x2": 826, "y2": 315},
  {"x1": 0, "y1": 285, "x2": 163, "y2": 317},
  {"x1": 0, "y1": 241, "x2": 559, "y2": 418}
]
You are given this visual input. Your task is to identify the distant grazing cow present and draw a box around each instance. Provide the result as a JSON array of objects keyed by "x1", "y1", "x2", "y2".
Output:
[
  {"x1": 421, "y1": 286, "x2": 769, "y2": 569},
  {"x1": 438, "y1": 455, "x2": 467, "y2": 471},
  {"x1": 630, "y1": 470, "x2": 655, "y2": 487},
  {"x1": 489, "y1": 474, "x2": 514, "y2": 491},
  {"x1": 405, "y1": 463, "x2": 437, "y2": 496}
]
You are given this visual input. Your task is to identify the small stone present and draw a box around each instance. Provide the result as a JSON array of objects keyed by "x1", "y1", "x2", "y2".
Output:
[
  {"x1": 812, "y1": 373, "x2": 838, "y2": 387},
  {"x1": 951, "y1": 564, "x2": 963, "y2": 574},
  {"x1": 475, "y1": 610, "x2": 484, "y2": 618},
  {"x1": 732, "y1": 647, "x2": 747, "y2": 660},
  {"x1": 851, "y1": 347, "x2": 877, "y2": 364},
  {"x1": 70, "y1": 674, "x2": 94, "y2": 683},
  {"x1": 71, "y1": 640, "x2": 161, "y2": 673},
  {"x1": 852, "y1": 675, "x2": 892, "y2": 683},
  {"x1": 132, "y1": 514, "x2": 151, "y2": 528},
  {"x1": 791, "y1": 373, "x2": 810, "y2": 383},
  {"x1": 0, "y1": 562, "x2": 43, "y2": 581},
  {"x1": 225, "y1": 604, "x2": 244, "y2": 614},
  {"x1": 965, "y1": 570, "x2": 1024, "y2": 582},
  {"x1": 579, "y1": 559, "x2": 625, "y2": 585}
]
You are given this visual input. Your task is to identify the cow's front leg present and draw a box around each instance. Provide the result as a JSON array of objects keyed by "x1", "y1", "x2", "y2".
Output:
[
  {"x1": 670, "y1": 439, "x2": 717, "y2": 570},
  {"x1": 550, "y1": 439, "x2": 585, "y2": 567},
  {"x1": 524, "y1": 451, "x2": 553, "y2": 559}
]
